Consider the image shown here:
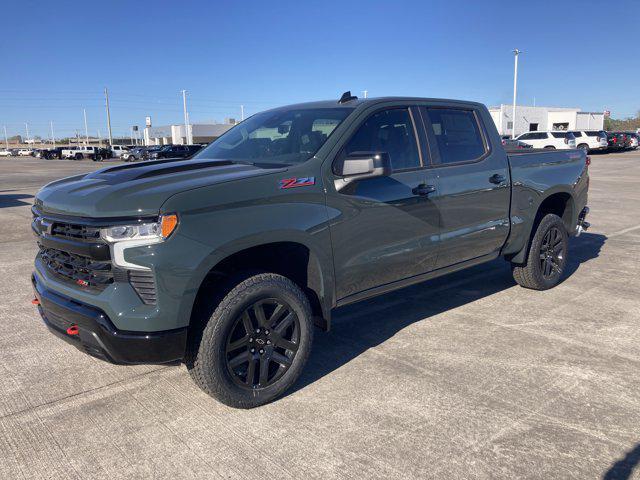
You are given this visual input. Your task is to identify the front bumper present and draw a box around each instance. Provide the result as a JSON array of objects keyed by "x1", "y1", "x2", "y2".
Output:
[{"x1": 32, "y1": 274, "x2": 186, "y2": 364}]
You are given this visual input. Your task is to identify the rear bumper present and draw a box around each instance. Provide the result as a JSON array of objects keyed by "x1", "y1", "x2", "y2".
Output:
[{"x1": 32, "y1": 274, "x2": 186, "y2": 364}]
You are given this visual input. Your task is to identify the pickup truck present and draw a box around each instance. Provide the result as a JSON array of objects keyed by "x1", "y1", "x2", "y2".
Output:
[
  {"x1": 31, "y1": 94, "x2": 590, "y2": 408},
  {"x1": 62, "y1": 146, "x2": 108, "y2": 161}
]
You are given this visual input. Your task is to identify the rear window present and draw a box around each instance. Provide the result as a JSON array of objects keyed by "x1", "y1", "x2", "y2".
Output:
[
  {"x1": 551, "y1": 132, "x2": 574, "y2": 139},
  {"x1": 424, "y1": 108, "x2": 486, "y2": 164}
]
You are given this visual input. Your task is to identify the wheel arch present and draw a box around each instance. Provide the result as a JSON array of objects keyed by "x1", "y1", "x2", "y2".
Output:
[
  {"x1": 507, "y1": 189, "x2": 576, "y2": 265},
  {"x1": 187, "y1": 236, "x2": 333, "y2": 334}
]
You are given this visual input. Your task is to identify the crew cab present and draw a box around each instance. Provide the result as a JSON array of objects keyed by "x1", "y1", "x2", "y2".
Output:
[
  {"x1": 62, "y1": 146, "x2": 107, "y2": 161},
  {"x1": 568, "y1": 130, "x2": 608, "y2": 152},
  {"x1": 515, "y1": 131, "x2": 577, "y2": 149},
  {"x1": 32, "y1": 94, "x2": 590, "y2": 408}
]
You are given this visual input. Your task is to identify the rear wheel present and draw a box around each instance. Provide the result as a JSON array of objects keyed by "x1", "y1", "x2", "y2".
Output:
[
  {"x1": 544, "y1": 146, "x2": 556, "y2": 150},
  {"x1": 75, "y1": 153, "x2": 82, "y2": 160},
  {"x1": 512, "y1": 213, "x2": 568, "y2": 290},
  {"x1": 186, "y1": 273, "x2": 313, "y2": 408},
  {"x1": 577, "y1": 143, "x2": 589, "y2": 152}
]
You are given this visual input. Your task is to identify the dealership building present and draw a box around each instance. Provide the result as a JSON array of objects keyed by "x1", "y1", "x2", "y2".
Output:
[
  {"x1": 143, "y1": 122, "x2": 234, "y2": 146},
  {"x1": 489, "y1": 105, "x2": 605, "y2": 137}
]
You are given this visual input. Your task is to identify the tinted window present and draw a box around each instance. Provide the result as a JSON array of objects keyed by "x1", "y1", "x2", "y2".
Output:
[
  {"x1": 425, "y1": 108, "x2": 486, "y2": 164},
  {"x1": 570, "y1": 131, "x2": 583, "y2": 137},
  {"x1": 551, "y1": 132, "x2": 571, "y2": 138},
  {"x1": 585, "y1": 131, "x2": 601, "y2": 137},
  {"x1": 344, "y1": 108, "x2": 420, "y2": 171},
  {"x1": 519, "y1": 133, "x2": 532, "y2": 140}
]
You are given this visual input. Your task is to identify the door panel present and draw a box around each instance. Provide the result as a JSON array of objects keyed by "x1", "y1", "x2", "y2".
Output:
[
  {"x1": 328, "y1": 170, "x2": 439, "y2": 299},
  {"x1": 327, "y1": 107, "x2": 440, "y2": 300},
  {"x1": 420, "y1": 107, "x2": 511, "y2": 268}
]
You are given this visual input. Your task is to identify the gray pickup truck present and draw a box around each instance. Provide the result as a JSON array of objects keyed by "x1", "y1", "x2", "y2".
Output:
[{"x1": 32, "y1": 93, "x2": 590, "y2": 408}]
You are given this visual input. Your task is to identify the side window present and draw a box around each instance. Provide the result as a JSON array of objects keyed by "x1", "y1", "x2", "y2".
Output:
[
  {"x1": 519, "y1": 133, "x2": 532, "y2": 140},
  {"x1": 533, "y1": 133, "x2": 547, "y2": 140},
  {"x1": 343, "y1": 108, "x2": 420, "y2": 171},
  {"x1": 572, "y1": 131, "x2": 583, "y2": 138},
  {"x1": 425, "y1": 108, "x2": 486, "y2": 164}
]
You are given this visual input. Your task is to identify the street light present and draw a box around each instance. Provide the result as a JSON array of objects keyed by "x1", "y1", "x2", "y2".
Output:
[{"x1": 512, "y1": 49, "x2": 522, "y2": 139}]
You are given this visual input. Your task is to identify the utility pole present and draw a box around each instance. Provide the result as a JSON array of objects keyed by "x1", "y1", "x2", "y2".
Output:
[
  {"x1": 83, "y1": 109, "x2": 89, "y2": 145},
  {"x1": 97, "y1": 129, "x2": 102, "y2": 147},
  {"x1": 50, "y1": 121, "x2": 56, "y2": 149},
  {"x1": 511, "y1": 49, "x2": 522, "y2": 139},
  {"x1": 3, "y1": 126, "x2": 8, "y2": 149},
  {"x1": 363, "y1": 90, "x2": 368, "y2": 99},
  {"x1": 181, "y1": 89, "x2": 191, "y2": 144},
  {"x1": 25, "y1": 123, "x2": 30, "y2": 147},
  {"x1": 104, "y1": 87, "x2": 113, "y2": 145},
  {"x1": 240, "y1": 105, "x2": 244, "y2": 121}
]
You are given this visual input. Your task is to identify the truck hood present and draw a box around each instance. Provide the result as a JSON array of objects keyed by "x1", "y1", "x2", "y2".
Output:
[{"x1": 35, "y1": 158, "x2": 285, "y2": 218}]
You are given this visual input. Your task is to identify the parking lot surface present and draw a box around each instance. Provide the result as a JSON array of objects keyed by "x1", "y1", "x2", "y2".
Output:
[{"x1": 1, "y1": 153, "x2": 639, "y2": 479}]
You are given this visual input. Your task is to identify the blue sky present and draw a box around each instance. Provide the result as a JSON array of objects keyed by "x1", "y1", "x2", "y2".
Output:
[{"x1": 2, "y1": 0, "x2": 639, "y2": 139}]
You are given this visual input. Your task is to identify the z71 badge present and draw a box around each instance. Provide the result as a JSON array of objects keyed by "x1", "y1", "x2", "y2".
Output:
[{"x1": 279, "y1": 177, "x2": 315, "y2": 189}]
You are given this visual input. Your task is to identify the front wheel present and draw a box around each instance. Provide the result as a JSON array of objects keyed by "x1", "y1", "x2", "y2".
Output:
[
  {"x1": 577, "y1": 143, "x2": 589, "y2": 152},
  {"x1": 186, "y1": 273, "x2": 313, "y2": 408},
  {"x1": 512, "y1": 213, "x2": 568, "y2": 290}
]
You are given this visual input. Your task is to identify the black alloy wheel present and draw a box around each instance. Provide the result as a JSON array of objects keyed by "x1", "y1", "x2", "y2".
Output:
[
  {"x1": 225, "y1": 298, "x2": 300, "y2": 390},
  {"x1": 539, "y1": 226, "x2": 565, "y2": 280}
]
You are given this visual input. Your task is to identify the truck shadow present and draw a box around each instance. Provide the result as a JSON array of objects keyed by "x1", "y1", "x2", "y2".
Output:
[
  {"x1": 603, "y1": 443, "x2": 640, "y2": 480},
  {"x1": 291, "y1": 232, "x2": 606, "y2": 394},
  {"x1": 0, "y1": 193, "x2": 34, "y2": 208}
]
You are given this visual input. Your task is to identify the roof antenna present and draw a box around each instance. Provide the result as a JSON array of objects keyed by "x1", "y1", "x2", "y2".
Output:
[{"x1": 338, "y1": 91, "x2": 358, "y2": 104}]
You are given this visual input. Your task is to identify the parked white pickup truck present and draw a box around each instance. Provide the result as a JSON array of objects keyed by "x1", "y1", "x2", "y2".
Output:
[{"x1": 62, "y1": 146, "x2": 106, "y2": 160}]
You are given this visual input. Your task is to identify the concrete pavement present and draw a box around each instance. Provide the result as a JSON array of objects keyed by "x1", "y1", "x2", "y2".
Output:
[{"x1": 1, "y1": 153, "x2": 639, "y2": 479}]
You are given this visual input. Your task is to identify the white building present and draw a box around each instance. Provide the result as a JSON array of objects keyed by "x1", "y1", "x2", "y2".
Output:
[
  {"x1": 143, "y1": 123, "x2": 233, "y2": 146},
  {"x1": 489, "y1": 105, "x2": 604, "y2": 137}
]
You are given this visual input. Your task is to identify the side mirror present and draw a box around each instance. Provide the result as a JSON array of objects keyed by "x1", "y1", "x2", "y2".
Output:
[
  {"x1": 277, "y1": 124, "x2": 290, "y2": 135},
  {"x1": 335, "y1": 151, "x2": 392, "y2": 189}
]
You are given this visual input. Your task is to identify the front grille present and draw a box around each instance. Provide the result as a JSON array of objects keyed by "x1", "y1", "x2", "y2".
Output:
[
  {"x1": 39, "y1": 246, "x2": 113, "y2": 291},
  {"x1": 51, "y1": 222, "x2": 101, "y2": 242},
  {"x1": 128, "y1": 270, "x2": 157, "y2": 305}
]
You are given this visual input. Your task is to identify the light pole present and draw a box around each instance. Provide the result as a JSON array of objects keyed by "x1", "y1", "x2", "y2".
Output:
[
  {"x1": 181, "y1": 89, "x2": 191, "y2": 144},
  {"x1": 3, "y1": 126, "x2": 8, "y2": 149},
  {"x1": 83, "y1": 109, "x2": 89, "y2": 145},
  {"x1": 104, "y1": 87, "x2": 113, "y2": 146},
  {"x1": 240, "y1": 105, "x2": 244, "y2": 121},
  {"x1": 511, "y1": 49, "x2": 522, "y2": 139},
  {"x1": 25, "y1": 123, "x2": 30, "y2": 147},
  {"x1": 363, "y1": 90, "x2": 368, "y2": 99},
  {"x1": 50, "y1": 121, "x2": 56, "y2": 149}
]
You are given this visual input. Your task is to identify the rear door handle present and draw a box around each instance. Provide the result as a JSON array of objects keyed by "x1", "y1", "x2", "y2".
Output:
[
  {"x1": 412, "y1": 184, "x2": 436, "y2": 196},
  {"x1": 489, "y1": 174, "x2": 506, "y2": 184}
]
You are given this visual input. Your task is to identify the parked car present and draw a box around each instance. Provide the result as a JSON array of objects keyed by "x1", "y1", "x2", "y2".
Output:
[
  {"x1": 141, "y1": 145, "x2": 166, "y2": 160},
  {"x1": 110, "y1": 145, "x2": 129, "y2": 158},
  {"x1": 501, "y1": 138, "x2": 533, "y2": 151},
  {"x1": 17, "y1": 148, "x2": 34, "y2": 156},
  {"x1": 625, "y1": 132, "x2": 639, "y2": 149},
  {"x1": 0, "y1": 149, "x2": 13, "y2": 157},
  {"x1": 515, "y1": 131, "x2": 577, "y2": 149},
  {"x1": 147, "y1": 144, "x2": 203, "y2": 160},
  {"x1": 606, "y1": 132, "x2": 625, "y2": 150},
  {"x1": 567, "y1": 130, "x2": 608, "y2": 152},
  {"x1": 122, "y1": 146, "x2": 148, "y2": 162},
  {"x1": 32, "y1": 94, "x2": 590, "y2": 408},
  {"x1": 62, "y1": 146, "x2": 108, "y2": 161}
]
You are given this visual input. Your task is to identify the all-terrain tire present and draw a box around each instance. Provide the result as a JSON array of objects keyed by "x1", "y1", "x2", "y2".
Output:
[
  {"x1": 512, "y1": 213, "x2": 569, "y2": 290},
  {"x1": 186, "y1": 273, "x2": 313, "y2": 408}
]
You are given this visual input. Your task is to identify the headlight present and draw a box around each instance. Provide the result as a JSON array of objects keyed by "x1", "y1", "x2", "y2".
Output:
[
  {"x1": 100, "y1": 214, "x2": 178, "y2": 270},
  {"x1": 100, "y1": 214, "x2": 178, "y2": 243}
]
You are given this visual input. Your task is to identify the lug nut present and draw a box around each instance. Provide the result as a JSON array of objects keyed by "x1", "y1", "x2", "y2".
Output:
[
  {"x1": 250, "y1": 348, "x2": 255, "y2": 353},
  {"x1": 259, "y1": 349, "x2": 264, "y2": 354},
  {"x1": 264, "y1": 330, "x2": 269, "y2": 335},
  {"x1": 256, "y1": 328, "x2": 261, "y2": 333},
  {"x1": 266, "y1": 340, "x2": 271, "y2": 345}
]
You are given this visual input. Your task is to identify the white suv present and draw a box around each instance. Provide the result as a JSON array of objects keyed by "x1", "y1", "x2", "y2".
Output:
[
  {"x1": 568, "y1": 130, "x2": 608, "y2": 152},
  {"x1": 515, "y1": 131, "x2": 577, "y2": 150}
]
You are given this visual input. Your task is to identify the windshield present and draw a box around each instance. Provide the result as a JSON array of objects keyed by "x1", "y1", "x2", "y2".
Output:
[{"x1": 194, "y1": 107, "x2": 353, "y2": 165}]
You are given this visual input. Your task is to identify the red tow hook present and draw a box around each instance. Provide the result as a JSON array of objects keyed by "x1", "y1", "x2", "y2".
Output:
[
  {"x1": 31, "y1": 298, "x2": 40, "y2": 305},
  {"x1": 66, "y1": 325, "x2": 79, "y2": 336}
]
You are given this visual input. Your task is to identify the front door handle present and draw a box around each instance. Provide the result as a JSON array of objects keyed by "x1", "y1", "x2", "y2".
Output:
[
  {"x1": 489, "y1": 174, "x2": 507, "y2": 184},
  {"x1": 412, "y1": 184, "x2": 436, "y2": 196}
]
